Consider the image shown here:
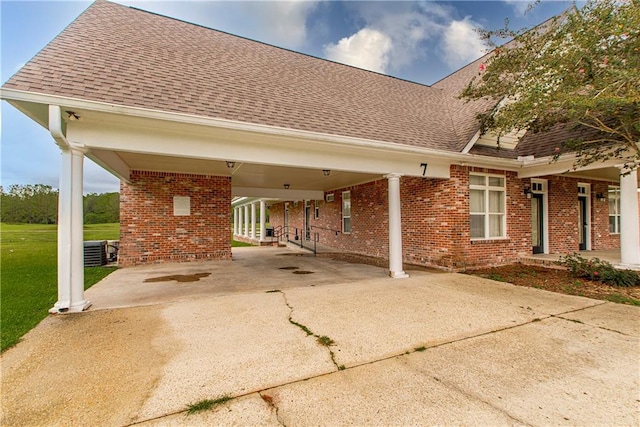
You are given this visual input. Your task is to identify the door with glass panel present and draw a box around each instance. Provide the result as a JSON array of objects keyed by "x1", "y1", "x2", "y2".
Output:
[
  {"x1": 531, "y1": 193, "x2": 544, "y2": 254},
  {"x1": 578, "y1": 196, "x2": 587, "y2": 251}
]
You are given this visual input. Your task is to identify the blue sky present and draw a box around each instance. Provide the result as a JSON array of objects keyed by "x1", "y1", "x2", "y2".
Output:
[{"x1": 1, "y1": 0, "x2": 573, "y2": 194}]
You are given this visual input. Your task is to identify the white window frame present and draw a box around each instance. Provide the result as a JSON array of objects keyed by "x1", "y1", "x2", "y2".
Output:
[
  {"x1": 608, "y1": 186, "x2": 621, "y2": 234},
  {"x1": 342, "y1": 191, "x2": 351, "y2": 234},
  {"x1": 469, "y1": 173, "x2": 507, "y2": 240}
]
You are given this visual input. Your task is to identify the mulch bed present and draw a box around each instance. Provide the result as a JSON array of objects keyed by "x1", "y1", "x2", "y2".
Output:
[{"x1": 464, "y1": 264, "x2": 640, "y2": 306}]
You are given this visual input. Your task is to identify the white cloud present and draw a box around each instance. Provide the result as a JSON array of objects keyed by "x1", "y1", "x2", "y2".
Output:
[
  {"x1": 323, "y1": 28, "x2": 392, "y2": 73},
  {"x1": 240, "y1": 1, "x2": 320, "y2": 49},
  {"x1": 121, "y1": 0, "x2": 320, "y2": 50},
  {"x1": 441, "y1": 18, "x2": 488, "y2": 69},
  {"x1": 503, "y1": 0, "x2": 537, "y2": 17},
  {"x1": 342, "y1": 2, "x2": 449, "y2": 72}
]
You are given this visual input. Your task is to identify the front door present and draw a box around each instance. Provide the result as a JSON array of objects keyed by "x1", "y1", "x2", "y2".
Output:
[
  {"x1": 531, "y1": 193, "x2": 544, "y2": 254},
  {"x1": 284, "y1": 203, "x2": 289, "y2": 239},
  {"x1": 304, "y1": 201, "x2": 311, "y2": 240},
  {"x1": 578, "y1": 197, "x2": 587, "y2": 250}
]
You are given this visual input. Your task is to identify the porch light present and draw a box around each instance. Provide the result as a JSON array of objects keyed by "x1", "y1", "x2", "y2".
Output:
[
  {"x1": 322, "y1": 169, "x2": 331, "y2": 176},
  {"x1": 66, "y1": 111, "x2": 80, "y2": 121},
  {"x1": 284, "y1": 184, "x2": 290, "y2": 190},
  {"x1": 596, "y1": 192, "x2": 606, "y2": 202},
  {"x1": 523, "y1": 186, "x2": 532, "y2": 199},
  {"x1": 226, "y1": 161, "x2": 235, "y2": 168}
]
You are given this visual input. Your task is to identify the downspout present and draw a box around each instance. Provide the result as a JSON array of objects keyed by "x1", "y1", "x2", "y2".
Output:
[{"x1": 49, "y1": 105, "x2": 72, "y2": 312}]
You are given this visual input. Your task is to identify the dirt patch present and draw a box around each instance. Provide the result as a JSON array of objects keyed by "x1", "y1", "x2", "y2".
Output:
[
  {"x1": 1, "y1": 306, "x2": 172, "y2": 426},
  {"x1": 145, "y1": 272, "x2": 211, "y2": 283},
  {"x1": 279, "y1": 266, "x2": 299, "y2": 270},
  {"x1": 464, "y1": 264, "x2": 640, "y2": 305},
  {"x1": 292, "y1": 270, "x2": 314, "y2": 275}
]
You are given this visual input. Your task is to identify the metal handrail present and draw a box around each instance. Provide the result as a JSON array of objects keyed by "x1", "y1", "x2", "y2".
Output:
[{"x1": 310, "y1": 225, "x2": 341, "y2": 236}]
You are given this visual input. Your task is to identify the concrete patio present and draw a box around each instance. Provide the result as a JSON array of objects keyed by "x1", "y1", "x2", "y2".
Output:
[{"x1": 1, "y1": 246, "x2": 638, "y2": 426}]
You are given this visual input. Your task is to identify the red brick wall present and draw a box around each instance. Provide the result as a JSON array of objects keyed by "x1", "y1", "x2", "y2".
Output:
[
  {"x1": 268, "y1": 167, "x2": 621, "y2": 270},
  {"x1": 119, "y1": 171, "x2": 231, "y2": 266},
  {"x1": 544, "y1": 176, "x2": 619, "y2": 253}
]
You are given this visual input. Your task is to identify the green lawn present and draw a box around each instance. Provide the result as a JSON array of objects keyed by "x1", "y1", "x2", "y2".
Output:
[{"x1": 1, "y1": 223, "x2": 120, "y2": 352}]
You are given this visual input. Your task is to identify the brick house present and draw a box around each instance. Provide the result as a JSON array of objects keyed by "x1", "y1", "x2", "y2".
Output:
[{"x1": 1, "y1": 0, "x2": 638, "y2": 312}]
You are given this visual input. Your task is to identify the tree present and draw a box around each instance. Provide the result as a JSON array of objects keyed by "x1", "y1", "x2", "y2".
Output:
[{"x1": 461, "y1": 0, "x2": 640, "y2": 172}]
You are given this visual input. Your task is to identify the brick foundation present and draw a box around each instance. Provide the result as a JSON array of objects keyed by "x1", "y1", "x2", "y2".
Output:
[{"x1": 119, "y1": 171, "x2": 231, "y2": 266}]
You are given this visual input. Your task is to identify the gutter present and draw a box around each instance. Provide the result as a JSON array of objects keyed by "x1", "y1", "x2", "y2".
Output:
[{"x1": 2, "y1": 88, "x2": 525, "y2": 170}]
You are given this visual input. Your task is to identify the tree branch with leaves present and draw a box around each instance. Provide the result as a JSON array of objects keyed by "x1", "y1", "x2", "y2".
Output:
[{"x1": 461, "y1": 0, "x2": 639, "y2": 172}]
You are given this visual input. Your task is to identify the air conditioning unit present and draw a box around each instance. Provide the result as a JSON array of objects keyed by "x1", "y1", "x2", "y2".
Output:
[{"x1": 84, "y1": 240, "x2": 107, "y2": 267}]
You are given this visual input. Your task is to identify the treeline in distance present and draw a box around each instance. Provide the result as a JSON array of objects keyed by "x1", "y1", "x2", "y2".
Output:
[{"x1": 1, "y1": 184, "x2": 119, "y2": 224}]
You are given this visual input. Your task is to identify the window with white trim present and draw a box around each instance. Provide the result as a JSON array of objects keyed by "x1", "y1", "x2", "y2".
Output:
[
  {"x1": 608, "y1": 186, "x2": 621, "y2": 234},
  {"x1": 342, "y1": 191, "x2": 351, "y2": 233},
  {"x1": 470, "y1": 174, "x2": 506, "y2": 239}
]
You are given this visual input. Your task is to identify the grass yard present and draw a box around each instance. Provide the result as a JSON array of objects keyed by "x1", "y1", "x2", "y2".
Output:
[{"x1": 1, "y1": 223, "x2": 120, "y2": 352}]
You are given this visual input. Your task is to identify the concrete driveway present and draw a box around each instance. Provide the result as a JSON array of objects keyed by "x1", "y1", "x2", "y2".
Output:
[{"x1": 2, "y1": 246, "x2": 639, "y2": 426}]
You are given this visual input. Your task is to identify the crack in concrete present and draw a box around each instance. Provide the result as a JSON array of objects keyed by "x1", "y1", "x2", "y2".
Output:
[
  {"x1": 127, "y1": 302, "x2": 613, "y2": 425},
  {"x1": 259, "y1": 392, "x2": 287, "y2": 426},
  {"x1": 270, "y1": 289, "x2": 344, "y2": 371},
  {"x1": 398, "y1": 358, "x2": 534, "y2": 427},
  {"x1": 551, "y1": 301, "x2": 633, "y2": 336}
]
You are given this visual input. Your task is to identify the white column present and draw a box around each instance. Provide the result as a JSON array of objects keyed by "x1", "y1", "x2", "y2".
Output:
[
  {"x1": 259, "y1": 200, "x2": 267, "y2": 241},
  {"x1": 244, "y1": 205, "x2": 250, "y2": 237},
  {"x1": 251, "y1": 202, "x2": 257, "y2": 239},
  {"x1": 238, "y1": 207, "x2": 244, "y2": 237},
  {"x1": 619, "y1": 168, "x2": 640, "y2": 268},
  {"x1": 233, "y1": 208, "x2": 238, "y2": 235},
  {"x1": 51, "y1": 147, "x2": 91, "y2": 313},
  {"x1": 386, "y1": 174, "x2": 408, "y2": 278}
]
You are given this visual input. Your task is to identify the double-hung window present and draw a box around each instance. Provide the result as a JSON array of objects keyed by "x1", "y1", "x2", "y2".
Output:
[
  {"x1": 608, "y1": 186, "x2": 621, "y2": 234},
  {"x1": 470, "y1": 174, "x2": 506, "y2": 239},
  {"x1": 342, "y1": 191, "x2": 351, "y2": 233}
]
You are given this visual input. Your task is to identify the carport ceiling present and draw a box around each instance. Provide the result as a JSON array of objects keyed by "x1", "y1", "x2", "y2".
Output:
[{"x1": 115, "y1": 151, "x2": 381, "y2": 191}]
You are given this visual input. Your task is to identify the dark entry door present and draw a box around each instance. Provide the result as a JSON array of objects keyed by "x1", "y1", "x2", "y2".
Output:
[
  {"x1": 578, "y1": 197, "x2": 587, "y2": 250},
  {"x1": 304, "y1": 202, "x2": 311, "y2": 240},
  {"x1": 531, "y1": 193, "x2": 544, "y2": 254}
]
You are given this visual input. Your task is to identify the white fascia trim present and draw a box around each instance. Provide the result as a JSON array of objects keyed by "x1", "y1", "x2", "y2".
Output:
[
  {"x1": 461, "y1": 130, "x2": 481, "y2": 154},
  {"x1": 1, "y1": 89, "x2": 522, "y2": 169}
]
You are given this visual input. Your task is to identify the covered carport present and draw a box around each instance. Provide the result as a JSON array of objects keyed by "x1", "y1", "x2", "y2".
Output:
[{"x1": 0, "y1": 93, "x2": 467, "y2": 313}]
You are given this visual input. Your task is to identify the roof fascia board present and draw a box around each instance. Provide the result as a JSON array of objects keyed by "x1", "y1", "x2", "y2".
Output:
[
  {"x1": 1, "y1": 89, "x2": 521, "y2": 170},
  {"x1": 461, "y1": 130, "x2": 481, "y2": 154},
  {"x1": 518, "y1": 154, "x2": 624, "y2": 178}
]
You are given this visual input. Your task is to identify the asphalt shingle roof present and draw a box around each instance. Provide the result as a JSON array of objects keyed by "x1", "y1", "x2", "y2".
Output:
[{"x1": 3, "y1": 0, "x2": 469, "y2": 153}]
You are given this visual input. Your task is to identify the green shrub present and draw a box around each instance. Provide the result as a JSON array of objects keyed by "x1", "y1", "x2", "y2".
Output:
[{"x1": 558, "y1": 253, "x2": 640, "y2": 287}]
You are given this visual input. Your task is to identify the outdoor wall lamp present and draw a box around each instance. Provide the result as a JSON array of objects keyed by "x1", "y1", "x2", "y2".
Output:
[
  {"x1": 66, "y1": 111, "x2": 80, "y2": 121},
  {"x1": 523, "y1": 186, "x2": 532, "y2": 199},
  {"x1": 284, "y1": 184, "x2": 290, "y2": 190},
  {"x1": 596, "y1": 192, "x2": 606, "y2": 202},
  {"x1": 226, "y1": 161, "x2": 235, "y2": 168},
  {"x1": 322, "y1": 169, "x2": 331, "y2": 176}
]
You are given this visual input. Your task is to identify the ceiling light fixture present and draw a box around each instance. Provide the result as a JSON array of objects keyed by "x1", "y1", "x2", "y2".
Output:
[
  {"x1": 226, "y1": 161, "x2": 235, "y2": 168},
  {"x1": 322, "y1": 169, "x2": 331, "y2": 176},
  {"x1": 284, "y1": 184, "x2": 290, "y2": 190}
]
